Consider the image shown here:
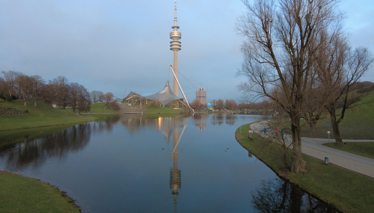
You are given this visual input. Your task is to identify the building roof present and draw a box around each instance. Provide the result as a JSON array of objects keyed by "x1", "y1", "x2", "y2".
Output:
[
  {"x1": 143, "y1": 81, "x2": 182, "y2": 106},
  {"x1": 124, "y1": 91, "x2": 140, "y2": 100}
]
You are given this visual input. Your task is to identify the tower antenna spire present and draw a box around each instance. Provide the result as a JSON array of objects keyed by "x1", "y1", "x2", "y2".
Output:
[
  {"x1": 174, "y1": 1, "x2": 177, "y2": 27},
  {"x1": 170, "y1": 0, "x2": 181, "y2": 96}
]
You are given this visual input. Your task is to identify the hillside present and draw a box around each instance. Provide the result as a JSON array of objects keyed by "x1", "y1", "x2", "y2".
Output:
[
  {"x1": 300, "y1": 89, "x2": 374, "y2": 139},
  {"x1": 65, "y1": 102, "x2": 120, "y2": 114},
  {"x1": 0, "y1": 100, "x2": 96, "y2": 131}
]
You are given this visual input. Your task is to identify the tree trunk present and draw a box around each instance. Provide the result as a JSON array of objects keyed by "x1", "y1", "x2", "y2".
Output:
[
  {"x1": 34, "y1": 98, "x2": 37, "y2": 108},
  {"x1": 290, "y1": 115, "x2": 306, "y2": 173},
  {"x1": 23, "y1": 95, "x2": 27, "y2": 106},
  {"x1": 309, "y1": 120, "x2": 317, "y2": 132},
  {"x1": 330, "y1": 109, "x2": 343, "y2": 145}
]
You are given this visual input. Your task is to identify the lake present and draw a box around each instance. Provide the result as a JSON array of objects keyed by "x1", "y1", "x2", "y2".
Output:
[{"x1": 0, "y1": 114, "x2": 337, "y2": 212}]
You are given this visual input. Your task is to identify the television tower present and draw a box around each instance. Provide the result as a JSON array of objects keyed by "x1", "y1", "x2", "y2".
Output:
[{"x1": 170, "y1": 1, "x2": 181, "y2": 96}]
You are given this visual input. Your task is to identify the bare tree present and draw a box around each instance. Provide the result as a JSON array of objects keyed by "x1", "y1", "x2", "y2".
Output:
[
  {"x1": 40, "y1": 83, "x2": 55, "y2": 106},
  {"x1": 1, "y1": 71, "x2": 21, "y2": 98},
  {"x1": 50, "y1": 76, "x2": 70, "y2": 109},
  {"x1": 225, "y1": 99, "x2": 238, "y2": 110},
  {"x1": 69, "y1": 83, "x2": 80, "y2": 112},
  {"x1": 190, "y1": 99, "x2": 202, "y2": 110},
  {"x1": 215, "y1": 99, "x2": 224, "y2": 110},
  {"x1": 104, "y1": 92, "x2": 114, "y2": 109},
  {"x1": 0, "y1": 77, "x2": 6, "y2": 99},
  {"x1": 237, "y1": 0, "x2": 342, "y2": 173},
  {"x1": 316, "y1": 39, "x2": 373, "y2": 144},
  {"x1": 30, "y1": 75, "x2": 45, "y2": 108},
  {"x1": 98, "y1": 92, "x2": 106, "y2": 103},
  {"x1": 77, "y1": 85, "x2": 91, "y2": 113},
  {"x1": 90, "y1": 91, "x2": 104, "y2": 103},
  {"x1": 16, "y1": 74, "x2": 33, "y2": 106}
]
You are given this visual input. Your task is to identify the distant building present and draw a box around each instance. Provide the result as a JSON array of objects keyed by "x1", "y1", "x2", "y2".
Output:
[{"x1": 196, "y1": 88, "x2": 207, "y2": 106}]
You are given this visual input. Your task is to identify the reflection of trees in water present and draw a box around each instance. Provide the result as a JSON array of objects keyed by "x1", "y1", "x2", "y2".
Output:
[
  {"x1": 192, "y1": 113, "x2": 207, "y2": 131},
  {"x1": 92, "y1": 116, "x2": 121, "y2": 133},
  {"x1": 211, "y1": 114, "x2": 224, "y2": 126},
  {"x1": 252, "y1": 178, "x2": 338, "y2": 213},
  {"x1": 225, "y1": 114, "x2": 237, "y2": 126},
  {"x1": 0, "y1": 123, "x2": 91, "y2": 171},
  {"x1": 211, "y1": 113, "x2": 238, "y2": 126},
  {"x1": 119, "y1": 114, "x2": 147, "y2": 133},
  {"x1": 192, "y1": 113, "x2": 206, "y2": 121}
]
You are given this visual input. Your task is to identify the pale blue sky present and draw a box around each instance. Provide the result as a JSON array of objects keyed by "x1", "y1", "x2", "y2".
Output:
[{"x1": 0, "y1": 0, "x2": 373, "y2": 102}]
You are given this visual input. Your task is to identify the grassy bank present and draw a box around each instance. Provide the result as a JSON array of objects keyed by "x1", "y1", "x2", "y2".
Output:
[
  {"x1": 324, "y1": 142, "x2": 374, "y2": 159},
  {"x1": 64, "y1": 103, "x2": 120, "y2": 114},
  {"x1": 87, "y1": 103, "x2": 120, "y2": 114},
  {"x1": 0, "y1": 100, "x2": 96, "y2": 131},
  {"x1": 0, "y1": 170, "x2": 80, "y2": 213},
  {"x1": 299, "y1": 90, "x2": 374, "y2": 139},
  {"x1": 236, "y1": 123, "x2": 374, "y2": 213}
]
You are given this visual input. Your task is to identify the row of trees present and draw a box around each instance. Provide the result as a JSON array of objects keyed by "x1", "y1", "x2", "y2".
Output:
[
  {"x1": 91, "y1": 91, "x2": 112, "y2": 103},
  {"x1": 90, "y1": 91, "x2": 119, "y2": 109},
  {"x1": 237, "y1": 0, "x2": 373, "y2": 173},
  {"x1": 0, "y1": 71, "x2": 91, "y2": 113},
  {"x1": 237, "y1": 100, "x2": 273, "y2": 110},
  {"x1": 190, "y1": 99, "x2": 238, "y2": 110}
]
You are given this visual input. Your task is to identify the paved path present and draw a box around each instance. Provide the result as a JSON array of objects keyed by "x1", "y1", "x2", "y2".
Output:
[{"x1": 250, "y1": 121, "x2": 374, "y2": 178}]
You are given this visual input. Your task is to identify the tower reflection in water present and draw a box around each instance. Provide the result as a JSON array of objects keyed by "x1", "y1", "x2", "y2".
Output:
[
  {"x1": 170, "y1": 118, "x2": 185, "y2": 213},
  {"x1": 120, "y1": 114, "x2": 191, "y2": 212}
]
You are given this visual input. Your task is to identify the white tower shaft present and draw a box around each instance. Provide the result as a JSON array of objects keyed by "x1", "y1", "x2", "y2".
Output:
[{"x1": 170, "y1": 1, "x2": 181, "y2": 97}]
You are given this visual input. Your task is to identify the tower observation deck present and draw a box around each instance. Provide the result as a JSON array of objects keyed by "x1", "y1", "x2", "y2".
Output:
[{"x1": 170, "y1": 1, "x2": 181, "y2": 97}]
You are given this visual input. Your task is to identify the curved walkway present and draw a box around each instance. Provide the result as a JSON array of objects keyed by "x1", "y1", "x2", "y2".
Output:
[{"x1": 250, "y1": 121, "x2": 374, "y2": 178}]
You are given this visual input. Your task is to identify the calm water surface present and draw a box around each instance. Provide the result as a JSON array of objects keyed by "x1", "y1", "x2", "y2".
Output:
[{"x1": 0, "y1": 114, "x2": 337, "y2": 213}]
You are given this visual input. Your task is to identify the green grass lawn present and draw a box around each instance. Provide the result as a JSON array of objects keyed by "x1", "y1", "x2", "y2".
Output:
[
  {"x1": 236, "y1": 123, "x2": 374, "y2": 213},
  {"x1": 143, "y1": 106, "x2": 182, "y2": 114},
  {"x1": 0, "y1": 100, "x2": 96, "y2": 130},
  {"x1": 64, "y1": 102, "x2": 120, "y2": 114},
  {"x1": 88, "y1": 103, "x2": 120, "y2": 114},
  {"x1": 324, "y1": 142, "x2": 374, "y2": 159},
  {"x1": 291, "y1": 90, "x2": 374, "y2": 139},
  {"x1": 0, "y1": 170, "x2": 80, "y2": 213}
]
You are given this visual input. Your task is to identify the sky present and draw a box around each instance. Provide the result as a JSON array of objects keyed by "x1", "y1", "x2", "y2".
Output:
[{"x1": 0, "y1": 0, "x2": 373, "y2": 103}]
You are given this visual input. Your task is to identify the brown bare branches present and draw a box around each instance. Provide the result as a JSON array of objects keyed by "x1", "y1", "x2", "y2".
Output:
[{"x1": 237, "y1": 0, "x2": 343, "y2": 173}]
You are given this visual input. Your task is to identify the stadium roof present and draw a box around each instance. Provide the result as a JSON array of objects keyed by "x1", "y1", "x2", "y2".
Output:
[{"x1": 143, "y1": 80, "x2": 182, "y2": 106}]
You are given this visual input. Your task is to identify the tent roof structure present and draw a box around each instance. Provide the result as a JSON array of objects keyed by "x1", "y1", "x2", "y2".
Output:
[
  {"x1": 143, "y1": 81, "x2": 182, "y2": 106},
  {"x1": 124, "y1": 91, "x2": 140, "y2": 100}
]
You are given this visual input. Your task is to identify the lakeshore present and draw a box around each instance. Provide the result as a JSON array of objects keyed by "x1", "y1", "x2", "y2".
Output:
[
  {"x1": 0, "y1": 170, "x2": 80, "y2": 213},
  {"x1": 0, "y1": 114, "x2": 339, "y2": 212},
  {"x1": 235, "y1": 122, "x2": 374, "y2": 213},
  {"x1": 1, "y1": 100, "x2": 373, "y2": 212}
]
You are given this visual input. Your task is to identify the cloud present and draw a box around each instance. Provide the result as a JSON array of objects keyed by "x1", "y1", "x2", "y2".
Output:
[{"x1": 0, "y1": 0, "x2": 372, "y2": 103}]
